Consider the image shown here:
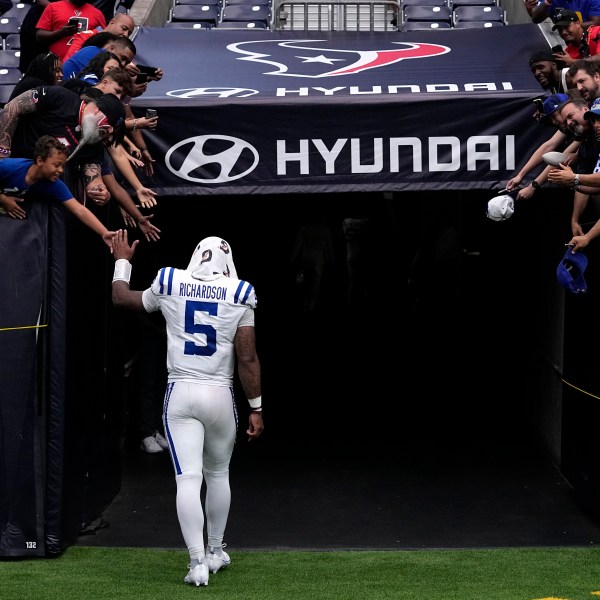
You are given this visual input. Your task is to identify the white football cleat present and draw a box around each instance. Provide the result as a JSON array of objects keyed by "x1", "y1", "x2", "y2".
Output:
[
  {"x1": 184, "y1": 563, "x2": 209, "y2": 587},
  {"x1": 203, "y1": 546, "x2": 231, "y2": 574}
]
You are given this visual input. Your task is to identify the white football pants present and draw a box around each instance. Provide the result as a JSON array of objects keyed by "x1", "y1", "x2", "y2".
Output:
[{"x1": 163, "y1": 381, "x2": 237, "y2": 560}]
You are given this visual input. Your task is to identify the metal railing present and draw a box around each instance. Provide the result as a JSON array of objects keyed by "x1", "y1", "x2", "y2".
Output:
[{"x1": 275, "y1": 0, "x2": 399, "y2": 31}]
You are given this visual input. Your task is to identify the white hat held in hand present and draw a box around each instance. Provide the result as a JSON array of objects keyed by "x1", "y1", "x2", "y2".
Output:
[{"x1": 487, "y1": 194, "x2": 515, "y2": 221}]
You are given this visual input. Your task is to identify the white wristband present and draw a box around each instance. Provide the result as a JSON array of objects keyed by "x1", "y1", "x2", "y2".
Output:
[
  {"x1": 248, "y1": 396, "x2": 262, "y2": 409},
  {"x1": 113, "y1": 259, "x2": 132, "y2": 283}
]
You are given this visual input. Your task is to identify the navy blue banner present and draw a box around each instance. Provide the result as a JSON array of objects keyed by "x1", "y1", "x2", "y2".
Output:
[{"x1": 130, "y1": 25, "x2": 553, "y2": 195}]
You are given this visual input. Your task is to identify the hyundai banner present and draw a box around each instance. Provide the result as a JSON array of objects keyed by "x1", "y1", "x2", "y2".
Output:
[{"x1": 130, "y1": 25, "x2": 553, "y2": 195}]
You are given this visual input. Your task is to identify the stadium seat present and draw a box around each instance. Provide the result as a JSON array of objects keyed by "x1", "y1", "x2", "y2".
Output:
[
  {"x1": 0, "y1": 48, "x2": 18, "y2": 67},
  {"x1": 452, "y1": 4, "x2": 504, "y2": 24},
  {"x1": 0, "y1": 82, "x2": 14, "y2": 106},
  {"x1": 451, "y1": 0, "x2": 497, "y2": 6},
  {"x1": 225, "y1": 0, "x2": 270, "y2": 5},
  {"x1": 170, "y1": 3, "x2": 221, "y2": 26},
  {"x1": 215, "y1": 19, "x2": 268, "y2": 27},
  {"x1": 401, "y1": 0, "x2": 448, "y2": 6},
  {"x1": 1, "y1": 2, "x2": 30, "y2": 21},
  {"x1": 4, "y1": 32, "x2": 19, "y2": 48},
  {"x1": 453, "y1": 18, "x2": 503, "y2": 26},
  {"x1": 402, "y1": 4, "x2": 450, "y2": 23},
  {"x1": 0, "y1": 17, "x2": 21, "y2": 50},
  {"x1": 0, "y1": 67, "x2": 21, "y2": 84},
  {"x1": 221, "y1": 3, "x2": 271, "y2": 26},
  {"x1": 163, "y1": 20, "x2": 213, "y2": 27},
  {"x1": 401, "y1": 19, "x2": 450, "y2": 29},
  {"x1": 174, "y1": 0, "x2": 221, "y2": 5}
]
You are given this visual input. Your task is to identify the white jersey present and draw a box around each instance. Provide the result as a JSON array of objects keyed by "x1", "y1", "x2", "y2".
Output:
[{"x1": 141, "y1": 267, "x2": 256, "y2": 386}]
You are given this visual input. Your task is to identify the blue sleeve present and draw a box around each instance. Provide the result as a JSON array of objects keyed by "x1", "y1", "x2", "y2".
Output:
[
  {"x1": 587, "y1": 0, "x2": 600, "y2": 17},
  {"x1": 32, "y1": 179, "x2": 75, "y2": 203}
]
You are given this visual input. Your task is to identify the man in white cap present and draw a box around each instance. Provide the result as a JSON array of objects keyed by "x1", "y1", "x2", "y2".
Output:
[{"x1": 110, "y1": 230, "x2": 264, "y2": 588}]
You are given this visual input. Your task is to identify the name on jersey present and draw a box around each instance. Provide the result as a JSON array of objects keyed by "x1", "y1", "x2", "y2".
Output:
[{"x1": 180, "y1": 283, "x2": 227, "y2": 300}]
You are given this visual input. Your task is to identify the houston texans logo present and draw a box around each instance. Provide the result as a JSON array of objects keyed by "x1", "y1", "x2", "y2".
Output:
[{"x1": 227, "y1": 40, "x2": 449, "y2": 78}]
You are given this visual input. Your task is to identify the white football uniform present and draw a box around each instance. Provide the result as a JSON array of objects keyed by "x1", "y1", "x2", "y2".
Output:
[
  {"x1": 138, "y1": 246, "x2": 257, "y2": 560},
  {"x1": 141, "y1": 268, "x2": 256, "y2": 385}
]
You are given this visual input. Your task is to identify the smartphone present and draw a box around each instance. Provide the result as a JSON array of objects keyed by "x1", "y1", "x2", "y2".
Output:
[
  {"x1": 67, "y1": 17, "x2": 86, "y2": 30},
  {"x1": 135, "y1": 72, "x2": 148, "y2": 84},
  {"x1": 146, "y1": 109, "x2": 157, "y2": 119},
  {"x1": 551, "y1": 44, "x2": 564, "y2": 53},
  {"x1": 137, "y1": 65, "x2": 159, "y2": 78}
]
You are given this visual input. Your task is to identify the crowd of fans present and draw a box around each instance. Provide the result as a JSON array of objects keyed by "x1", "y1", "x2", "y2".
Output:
[
  {"x1": 0, "y1": 0, "x2": 168, "y2": 450},
  {"x1": 504, "y1": 8, "x2": 600, "y2": 263}
]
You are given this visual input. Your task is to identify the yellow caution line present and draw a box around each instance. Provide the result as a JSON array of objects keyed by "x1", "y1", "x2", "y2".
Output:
[
  {"x1": 0, "y1": 324, "x2": 48, "y2": 332},
  {"x1": 562, "y1": 379, "x2": 600, "y2": 401}
]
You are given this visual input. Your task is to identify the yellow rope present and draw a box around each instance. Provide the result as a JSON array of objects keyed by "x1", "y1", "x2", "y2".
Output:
[
  {"x1": 0, "y1": 324, "x2": 48, "y2": 332},
  {"x1": 562, "y1": 379, "x2": 600, "y2": 401}
]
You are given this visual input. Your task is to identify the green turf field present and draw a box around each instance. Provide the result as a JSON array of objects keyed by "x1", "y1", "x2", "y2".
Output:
[{"x1": 3, "y1": 546, "x2": 600, "y2": 600}]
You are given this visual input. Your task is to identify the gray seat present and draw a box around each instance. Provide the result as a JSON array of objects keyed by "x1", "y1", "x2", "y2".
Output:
[
  {"x1": 401, "y1": 0, "x2": 448, "y2": 6},
  {"x1": 1, "y1": 2, "x2": 31, "y2": 22},
  {"x1": 402, "y1": 4, "x2": 451, "y2": 22},
  {"x1": 401, "y1": 19, "x2": 451, "y2": 29},
  {"x1": 0, "y1": 16, "x2": 20, "y2": 49},
  {"x1": 0, "y1": 67, "x2": 22, "y2": 84},
  {"x1": 453, "y1": 18, "x2": 503, "y2": 26},
  {"x1": 215, "y1": 19, "x2": 268, "y2": 27},
  {"x1": 0, "y1": 82, "x2": 14, "y2": 106},
  {"x1": 452, "y1": 4, "x2": 504, "y2": 23},
  {"x1": 451, "y1": 0, "x2": 497, "y2": 7},
  {"x1": 4, "y1": 32, "x2": 19, "y2": 48},
  {"x1": 221, "y1": 3, "x2": 271, "y2": 26},
  {"x1": 0, "y1": 48, "x2": 19, "y2": 67},
  {"x1": 225, "y1": 0, "x2": 270, "y2": 5},
  {"x1": 170, "y1": 3, "x2": 221, "y2": 26},
  {"x1": 163, "y1": 20, "x2": 213, "y2": 27}
]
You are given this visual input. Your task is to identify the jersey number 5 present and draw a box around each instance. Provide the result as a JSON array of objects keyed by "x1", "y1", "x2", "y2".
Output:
[{"x1": 184, "y1": 300, "x2": 217, "y2": 356}]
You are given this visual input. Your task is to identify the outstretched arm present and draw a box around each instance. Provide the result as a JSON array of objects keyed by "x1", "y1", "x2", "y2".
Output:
[
  {"x1": 107, "y1": 144, "x2": 158, "y2": 208},
  {"x1": 506, "y1": 129, "x2": 567, "y2": 191},
  {"x1": 102, "y1": 171, "x2": 161, "y2": 242},
  {"x1": 62, "y1": 198, "x2": 116, "y2": 250},
  {"x1": 0, "y1": 90, "x2": 38, "y2": 154}
]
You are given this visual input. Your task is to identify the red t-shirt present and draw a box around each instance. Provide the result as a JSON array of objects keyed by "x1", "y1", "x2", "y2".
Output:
[
  {"x1": 587, "y1": 25, "x2": 600, "y2": 56},
  {"x1": 36, "y1": 1, "x2": 106, "y2": 61}
]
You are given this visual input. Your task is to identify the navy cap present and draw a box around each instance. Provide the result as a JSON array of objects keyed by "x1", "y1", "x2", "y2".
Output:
[
  {"x1": 557, "y1": 247, "x2": 588, "y2": 294},
  {"x1": 540, "y1": 93, "x2": 569, "y2": 122}
]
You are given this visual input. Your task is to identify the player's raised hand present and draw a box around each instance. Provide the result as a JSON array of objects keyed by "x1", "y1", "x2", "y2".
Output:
[{"x1": 113, "y1": 229, "x2": 139, "y2": 261}]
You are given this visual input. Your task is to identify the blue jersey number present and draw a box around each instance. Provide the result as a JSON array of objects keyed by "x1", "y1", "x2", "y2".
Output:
[{"x1": 184, "y1": 300, "x2": 217, "y2": 356}]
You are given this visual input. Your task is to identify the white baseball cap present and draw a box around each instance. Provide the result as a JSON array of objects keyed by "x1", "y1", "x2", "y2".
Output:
[{"x1": 487, "y1": 194, "x2": 515, "y2": 221}]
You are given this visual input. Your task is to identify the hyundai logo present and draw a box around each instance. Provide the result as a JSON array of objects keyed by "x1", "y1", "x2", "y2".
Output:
[
  {"x1": 167, "y1": 87, "x2": 259, "y2": 98},
  {"x1": 165, "y1": 135, "x2": 259, "y2": 184}
]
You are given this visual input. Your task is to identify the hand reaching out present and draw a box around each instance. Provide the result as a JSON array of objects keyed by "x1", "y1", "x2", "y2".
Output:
[
  {"x1": 102, "y1": 230, "x2": 117, "y2": 253},
  {"x1": 137, "y1": 214, "x2": 161, "y2": 242},
  {"x1": 0, "y1": 195, "x2": 26, "y2": 219},
  {"x1": 137, "y1": 186, "x2": 158, "y2": 208},
  {"x1": 119, "y1": 205, "x2": 137, "y2": 229}
]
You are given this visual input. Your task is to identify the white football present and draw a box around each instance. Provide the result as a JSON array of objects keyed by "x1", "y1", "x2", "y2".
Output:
[{"x1": 542, "y1": 151, "x2": 568, "y2": 167}]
